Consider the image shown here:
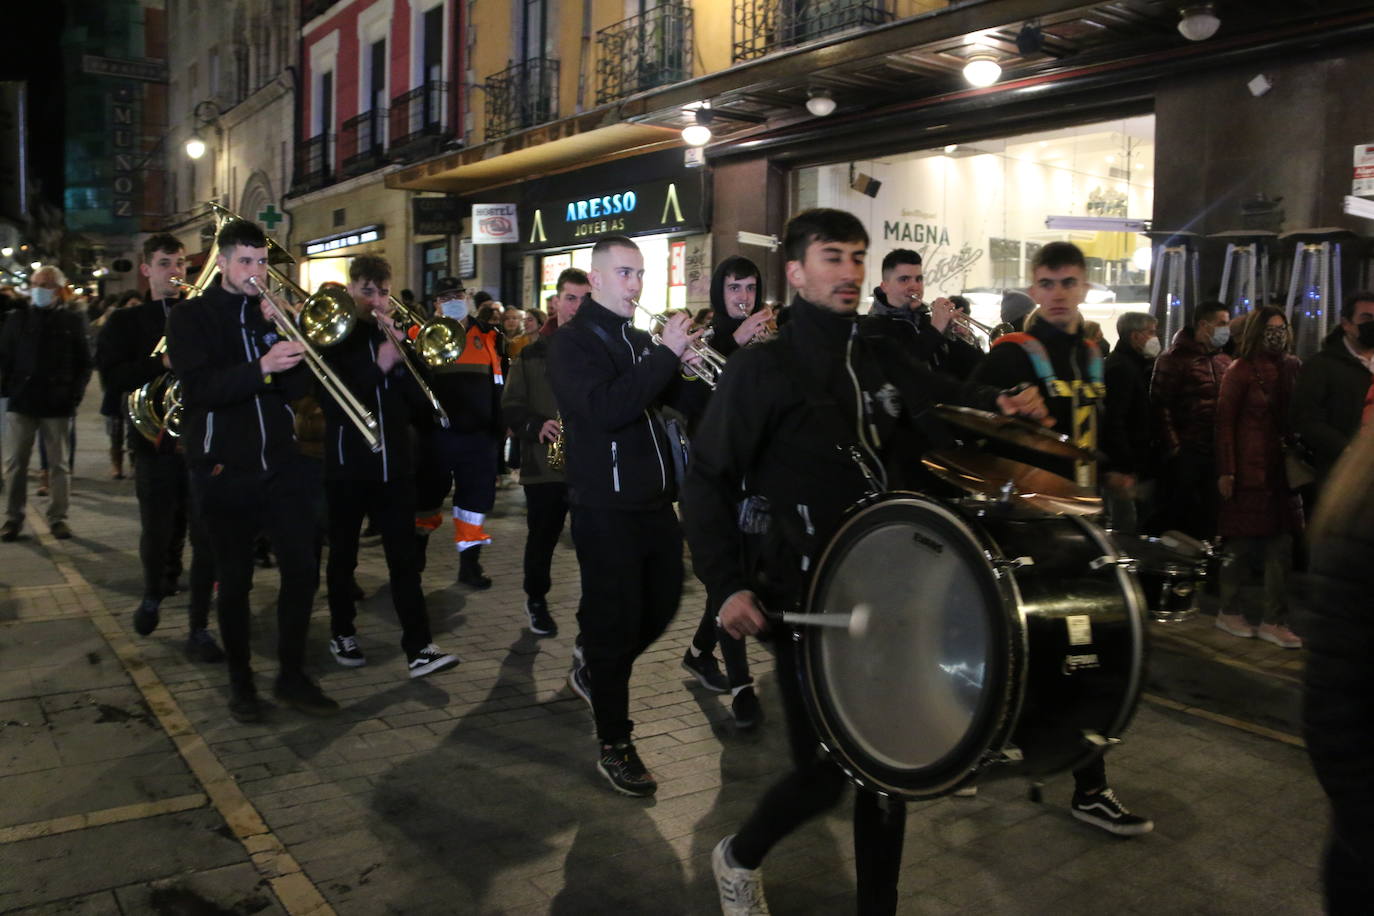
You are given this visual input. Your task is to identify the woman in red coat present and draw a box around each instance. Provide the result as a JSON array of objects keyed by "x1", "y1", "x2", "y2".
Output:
[{"x1": 1215, "y1": 306, "x2": 1304, "y2": 648}]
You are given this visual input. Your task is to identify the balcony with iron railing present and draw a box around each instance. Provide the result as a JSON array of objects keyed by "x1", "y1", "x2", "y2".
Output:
[
  {"x1": 596, "y1": 1, "x2": 693, "y2": 104},
  {"x1": 292, "y1": 132, "x2": 333, "y2": 195},
  {"x1": 485, "y1": 58, "x2": 559, "y2": 139},
  {"x1": 733, "y1": 0, "x2": 895, "y2": 62},
  {"x1": 388, "y1": 82, "x2": 451, "y2": 160},
  {"x1": 339, "y1": 108, "x2": 388, "y2": 177}
]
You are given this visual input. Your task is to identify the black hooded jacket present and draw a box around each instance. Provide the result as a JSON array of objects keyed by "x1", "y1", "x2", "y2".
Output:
[
  {"x1": 96, "y1": 298, "x2": 178, "y2": 453},
  {"x1": 166, "y1": 281, "x2": 311, "y2": 473},
  {"x1": 861, "y1": 287, "x2": 981, "y2": 379},
  {"x1": 707, "y1": 255, "x2": 765, "y2": 360},
  {"x1": 684, "y1": 294, "x2": 1003, "y2": 616}
]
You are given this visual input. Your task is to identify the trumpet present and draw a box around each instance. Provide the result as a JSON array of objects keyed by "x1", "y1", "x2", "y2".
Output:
[
  {"x1": 635, "y1": 304, "x2": 728, "y2": 389},
  {"x1": 246, "y1": 276, "x2": 383, "y2": 453}
]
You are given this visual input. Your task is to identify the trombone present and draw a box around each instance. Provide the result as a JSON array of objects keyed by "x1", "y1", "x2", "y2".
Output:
[
  {"x1": 634, "y1": 303, "x2": 728, "y2": 389},
  {"x1": 373, "y1": 295, "x2": 455, "y2": 428},
  {"x1": 388, "y1": 295, "x2": 466, "y2": 369}
]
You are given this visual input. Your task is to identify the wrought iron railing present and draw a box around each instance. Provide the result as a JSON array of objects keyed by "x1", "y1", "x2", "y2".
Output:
[
  {"x1": 388, "y1": 82, "x2": 450, "y2": 154},
  {"x1": 340, "y1": 108, "x2": 388, "y2": 177},
  {"x1": 292, "y1": 133, "x2": 333, "y2": 194},
  {"x1": 733, "y1": 0, "x2": 894, "y2": 62},
  {"x1": 596, "y1": 1, "x2": 693, "y2": 104},
  {"x1": 485, "y1": 58, "x2": 559, "y2": 139}
]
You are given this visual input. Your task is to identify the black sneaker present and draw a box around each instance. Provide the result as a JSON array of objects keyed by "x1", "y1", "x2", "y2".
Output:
[
  {"x1": 228, "y1": 681, "x2": 261, "y2": 724},
  {"x1": 732, "y1": 686, "x2": 761, "y2": 730},
  {"x1": 133, "y1": 599, "x2": 161, "y2": 636},
  {"x1": 683, "y1": 649, "x2": 729, "y2": 693},
  {"x1": 569, "y1": 658, "x2": 593, "y2": 709},
  {"x1": 457, "y1": 556, "x2": 492, "y2": 589},
  {"x1": 49, "y1": 520, "x2": 73, "y2": 539},
  {"x1": 597, "y1": 740, "x2": 657, "y2": 797},
  {"x1": 526, "y1": 598, "x2": 557, "y2": 636},
  {"x1": 328, "y1": 635, "x2": 367, "y2": 667},
  {"x1": 1071, "y1": 787, "x2": 1154, "y2": 836},
  {"x1": 407, "y1": 644, "x2": 459, "y2": 679},
  {"x1": 1, "y1": 520, "x2": 19, "y2": 542},
  {"x1": 185, "y1": 628, "x2": 225, "y2": 663},
  {"x1": 273, "y1": 675, "x2": 341, "y2": 717}
]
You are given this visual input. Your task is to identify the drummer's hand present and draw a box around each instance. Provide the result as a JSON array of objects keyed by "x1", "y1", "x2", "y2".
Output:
[
  {"x1": 996, "y1": 386, "x2": 1053, "y2": 426},
  {"x1": 1104, "y1": 471, "x2": 1137, "y2": 497},
  {"x1": 1218, "y1": 474, "x2": 1235, "y2": 500},
  {"x1": 718, "y1": 591, "x2": 768, "y2": 640}
]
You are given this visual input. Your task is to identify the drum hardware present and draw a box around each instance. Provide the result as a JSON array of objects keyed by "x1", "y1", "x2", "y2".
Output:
[
  {"x1": 1089, "y1": 555, "x2": 1133, "y2": 571},
  {"x1": 981, "y1": 747, "x2": 1023, "y2": 767},
  {"x1": 991, "y1": 555, "x2": 1035, "y2": 578},
  {"x1": 845, "y1": 444, "x2": 884, "y2": 494}
]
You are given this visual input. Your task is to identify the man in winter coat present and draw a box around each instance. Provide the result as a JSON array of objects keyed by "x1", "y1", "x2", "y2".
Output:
[
  {"x1": 1292, "y1": 292, "x2": 1374, "y2": 487},
  {"x1": 1101, "y1": 311, "x2": 1160, "y2": 534},
  {"x1": 863, "y1": 248, "x2": 980, "y2": 379}
]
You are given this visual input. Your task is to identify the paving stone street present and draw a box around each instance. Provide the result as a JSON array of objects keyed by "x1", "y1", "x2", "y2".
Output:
[{"x1": 0, "y1": 400, "x2": 1332, "y2": 914}]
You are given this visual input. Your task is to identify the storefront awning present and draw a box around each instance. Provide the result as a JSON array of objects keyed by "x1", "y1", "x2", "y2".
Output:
[{"x1": 385, "y1": 122, "x2": 683, "y2": 196}]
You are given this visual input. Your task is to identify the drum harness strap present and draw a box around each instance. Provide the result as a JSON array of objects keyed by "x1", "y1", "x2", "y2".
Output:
[{"x1": 992, "y1": 332, "x2": 1105, "y2": 488}]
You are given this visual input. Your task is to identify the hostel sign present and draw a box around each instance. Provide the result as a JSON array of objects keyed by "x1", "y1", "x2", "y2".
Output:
[{"x1": 520, "y1": 175, "x2": 704, "y2": 249}]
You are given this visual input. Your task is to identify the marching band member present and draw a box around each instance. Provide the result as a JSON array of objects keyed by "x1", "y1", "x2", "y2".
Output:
[
  {"x1": 167, "y1": 219, "x2": 338, "y2": 723},
  {"x1": 319, "y1": 255, "x2": 458, "y2": 679},
  {"x1": 548, "y1": 236, "x2": 706, "y2": 797},
  {"x1": 97, "y1": 234, "x2": 220, "y2": 661},
  {"x1": 685, "y1": 209, "x2": 1045, "y2": 914},
  {"x1": 972, "y1": 240, "x2": 1153, "y2": 836},
  {"x1": 864, "y1": 247, "x2": 981, "y2": 379}
]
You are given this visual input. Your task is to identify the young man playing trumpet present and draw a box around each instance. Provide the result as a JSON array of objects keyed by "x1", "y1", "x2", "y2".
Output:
[
  {"x1": 167, "y1": 219, "x2": 338, "y2": 722},
  {"x1": 319, "y1": 255, "x2": 457, "y2": 679},
  {"x1": 97, "y1": 233, "x2": 220, "y2": 661}
]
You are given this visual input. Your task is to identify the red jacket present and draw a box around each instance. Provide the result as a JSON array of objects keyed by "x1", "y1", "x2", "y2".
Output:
[
  {"x1": 1215, "y1": 351, "x2": 1304, "y2": 538},
  {"x1": 1151, "y1": 328, "x2": 1232, "y2": 456}
]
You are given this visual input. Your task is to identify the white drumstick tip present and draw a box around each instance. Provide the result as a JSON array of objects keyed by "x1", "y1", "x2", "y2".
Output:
[{"x1": 849, "y1": 603, "x2": 871, "y2": 638}]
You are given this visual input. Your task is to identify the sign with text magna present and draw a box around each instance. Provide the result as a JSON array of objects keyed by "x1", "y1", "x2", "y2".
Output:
[{"x1": 473, "y1": 203, "x2": 519, "y2": 244}]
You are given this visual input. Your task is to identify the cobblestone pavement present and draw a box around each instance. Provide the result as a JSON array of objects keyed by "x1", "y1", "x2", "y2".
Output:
[{"x1": 0, "y1": 400, "x2": 1330, "y2": 914}]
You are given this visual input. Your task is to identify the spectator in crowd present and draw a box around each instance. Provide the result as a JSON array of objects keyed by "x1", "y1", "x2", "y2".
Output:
[
  {"x1": 1150, "y1": 301, "x2": 1233, "y2": 540},
  {"x1": 993, "y1": 290, "x2": 1036, "y2": 340},
  {"x1": 1083, "y1": 319, "x2": 1109, "y2": 358},
  {"x1": 524, "y1": 308, "x2": 545, "y2": 337},
  {"x1": 1292, "y1": 292, "x2": 1374, "y2": 488},
  {"x1": 1102, "y1": 311, "x2": 1160, "y2": 534},
  {"x1": 502, "y1": 306, "x2": 525, "y2": 340},
  {"x1": 1214, "y1": 306, "x2": 1304, "y2": 648},
  {"x1": 0, "y1": 266, "x2": 91, "y2": 541},
  {"x1": 946, "y1": 294, "x2": 984, "y2": 353}
]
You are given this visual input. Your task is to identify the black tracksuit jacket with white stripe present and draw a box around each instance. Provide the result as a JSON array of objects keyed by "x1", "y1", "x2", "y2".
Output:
[{"x1": 167, "y1": 282, "x2": 310, "y2": 473}]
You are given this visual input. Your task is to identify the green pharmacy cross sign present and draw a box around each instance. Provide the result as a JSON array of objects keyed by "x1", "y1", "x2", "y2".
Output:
[{"x1": 258, "y1": 205, "x2": 283, "y2": 229}]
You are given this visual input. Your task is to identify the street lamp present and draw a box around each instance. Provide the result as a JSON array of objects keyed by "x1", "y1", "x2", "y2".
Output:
[
  {"x1": 185, "y1": 134, "x2": 207, "y2": 159},
  {"x1": 184, "y1": 100, "x2": 222, "y2": 160}
]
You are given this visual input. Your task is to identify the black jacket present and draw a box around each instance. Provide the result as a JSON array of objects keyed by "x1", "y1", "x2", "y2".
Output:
[
  {"x1": 862, "y1": 287, "x2": 981, "y2": 379},
  {"x1": 549, "y1": 297, "x2": 699, "y2": 510},
  {"x1": 683, "y1": 294, "x2": 1002, "y2": 616},
  {"x1": 424, "y1": 316, "x2": 506, "y2": 437},
  {"x1": 707, "y1": 256, "x2": 766, "y2": 360},
  {"x1": 96, "y1": 298, "x2": 177, "y2": 449},
  {"x1": 0, "y1": 303, "x2": 91, "y2": 417},
  {"x1": 319, "y1": 319, "x2": 428, "y2": 481},
  {"x1": 1292, "y1": 328, "x2": 1373, "y2": 481},
  {"x1": 166, "y1": 282, "x2": 311, "y2": 473},
  {"x1": 501, "y1": 336, "x2": 563, "y2": 486},
  {"x1": 1102, "y1": 343, "x2": 1155, "y2": 477}
]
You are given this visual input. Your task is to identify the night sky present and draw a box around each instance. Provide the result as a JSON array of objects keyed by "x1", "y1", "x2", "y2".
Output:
[{"x1": 1, "y1": 4, "x2": 68, "y2": 215}]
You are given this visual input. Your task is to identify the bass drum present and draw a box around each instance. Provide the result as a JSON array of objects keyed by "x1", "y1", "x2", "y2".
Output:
[{"x1": 797, "y1": 493, "x2": 1146, "y2": 800}]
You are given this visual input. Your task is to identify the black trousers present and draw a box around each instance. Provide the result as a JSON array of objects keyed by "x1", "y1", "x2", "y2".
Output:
[
  {"x1": 522, "y1": 482, "x2": 568, "y2": 600},
  {"x1": 134, "y1": 449, "x2": 213, "y2": 629},
  {"x1": 190, "y1": 457, "x2": 319, "y2": 684},
  {"x1": 732, "y1": 635, "x2": 906, "y2": 915},
  {"x1": 1158, "y1": 450, "x2": 1220, "y2": 541},
  {"x1": 570, "y1": 503, "x2": 682, "y2": 744},
  {"x1": 326, "y1": 476, "x2": 432, "y2": 657},
  {"x1": 691, "y1": 603, "x2": 752, "y2": 689},
  {"x1": 416, "y1": 426, "x2": 499, "y2": 515}
]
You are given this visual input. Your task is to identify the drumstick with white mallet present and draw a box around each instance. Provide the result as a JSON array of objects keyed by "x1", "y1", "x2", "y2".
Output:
[{"x1": 768, "y1": 603, "x2": 872, "y2": 637}]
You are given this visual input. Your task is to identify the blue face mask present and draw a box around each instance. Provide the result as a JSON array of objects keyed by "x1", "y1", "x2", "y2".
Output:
[
  {"x1": 440, "y1": 298, "x2": 467, "y2": 320},
  {"x1": 1211, "y1": 325, "x2": 1230, "y2": 348},
  {"x1": 30, "y1": 287, "x2": 55, "y2": 308}
]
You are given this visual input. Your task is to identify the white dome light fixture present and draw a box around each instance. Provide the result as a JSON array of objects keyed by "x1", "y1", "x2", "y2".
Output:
[
  {"x1": 184, "y1": 133, "x2": 207, "y2": 160},
  {"x1": 806, "y1": 88, "x2": 836, "y2": 117},
  {"x1": 962, "y1": 55, "x2": 1002, "y2": 88},
  {"x1": 1178, "y1": 4, "x2": 1221, "y2": 42},
  {"x1": 682, "y1": 109, "x2": 713, "y2": 147}
]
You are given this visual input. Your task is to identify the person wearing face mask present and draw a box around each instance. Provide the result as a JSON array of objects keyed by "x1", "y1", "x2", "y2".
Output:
[
  {"x1": 1101, "y1": 312, "x2": 1160, "y2": 535},
  {"x1": 1214, "y1": 306, "x2": 1304, "y2": 648},
  {"x1": 1150, "y1": 301, "x2": 1233, "y2": 541},
  {"x1": 0, "y1": 265, "x2": 91, "y2": 542},
  {"x1": 1292, "y1": 292, "x2": 1374, "y2": 489}
]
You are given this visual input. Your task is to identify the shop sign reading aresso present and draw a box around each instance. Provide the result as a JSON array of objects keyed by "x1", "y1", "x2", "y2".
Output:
[{"x1": 520, "y1": 176, "x2": 704, "y2": 250}]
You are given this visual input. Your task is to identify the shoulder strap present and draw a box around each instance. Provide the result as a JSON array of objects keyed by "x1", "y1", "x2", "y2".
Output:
[{"x1": 993, "y1": 332, "x2": 1060, "y2": 388}]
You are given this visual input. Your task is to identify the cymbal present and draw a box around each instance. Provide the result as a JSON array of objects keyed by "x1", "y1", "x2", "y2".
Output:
[
  {"x1": 922, "y1": 449, "x2": 1102, "y2": 516},
  {"x1": 931, "y1": 404, "x2": 1101, "y2": 463}
]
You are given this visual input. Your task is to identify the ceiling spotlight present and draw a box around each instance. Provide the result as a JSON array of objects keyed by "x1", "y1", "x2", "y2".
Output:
[
  {"x1": 682, "y1": 109, "x2": 713, "y2": 147},
  {"x1": 184, "y1": 133, "x2": 207, "y2": 160},
  {"x1": 963, "y1": 55, "x2": 1002, "y2": 88},
  {"x1": 1178, "y1": 4, "x2": 1220, "y2": 41},
  {"x1": 806, "y1": 89, "x2": 836, "y2": 117},
  {"x1": 944, "y1": 144, "x2": 959, "y2": 154}
]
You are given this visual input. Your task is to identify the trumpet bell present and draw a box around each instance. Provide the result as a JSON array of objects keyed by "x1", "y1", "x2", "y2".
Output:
[
  {"x1": 415, "y1": 315, "x2": 466, "y2": 367},
  {"x1": 298, "y1": 287, "x2": 357, "y2": 347}
]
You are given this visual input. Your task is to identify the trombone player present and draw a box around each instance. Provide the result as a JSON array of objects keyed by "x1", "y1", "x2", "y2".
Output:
[
  {"x1": 97, "y1": 233, "x2": 220, "y2": 662},
  {"x1": 167, "y1": 218, "x2": 339, "y2": 723},
  {"x1": 319, "y1": 255, "x2": 458, "y2": 679}
]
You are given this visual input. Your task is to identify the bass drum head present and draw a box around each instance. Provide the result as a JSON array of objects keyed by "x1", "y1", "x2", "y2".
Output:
[{"x1": 801, "y1": 495, "x2": 1018, "y2": 798}]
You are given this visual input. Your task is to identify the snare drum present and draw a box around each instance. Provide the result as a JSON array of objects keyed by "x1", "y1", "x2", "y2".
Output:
[
  {"x1": 797, "y1": 493, "x2": 1145, "y2": 800},
  {"x1": 1115, "y1": 535, "x2": 1208, "y2": 623}
]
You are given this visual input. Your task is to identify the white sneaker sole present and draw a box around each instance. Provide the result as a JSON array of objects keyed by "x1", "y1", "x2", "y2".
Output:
[
  {"x1": 1071, "y1": 807, "x2": 1154, "y2": 836},
  {"x1": 408, "y1": 654, "x2": 459, "y2": 678},
  {"x1": 329, "y1": 644, "x2": 367, "y2": 668},
  {"x1": 682, "y1": 659, "x2": 730, "y2": 694}
]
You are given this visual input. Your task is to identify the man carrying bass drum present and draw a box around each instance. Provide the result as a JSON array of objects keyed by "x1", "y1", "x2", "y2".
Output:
[{"x1": 684, "y1": 209, "x2": 1046, "y2": 915}]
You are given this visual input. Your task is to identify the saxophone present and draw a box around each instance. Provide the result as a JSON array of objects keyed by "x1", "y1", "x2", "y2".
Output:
[{"x1": 546, "y1": 415, "x2": 566, "y2": 472}]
